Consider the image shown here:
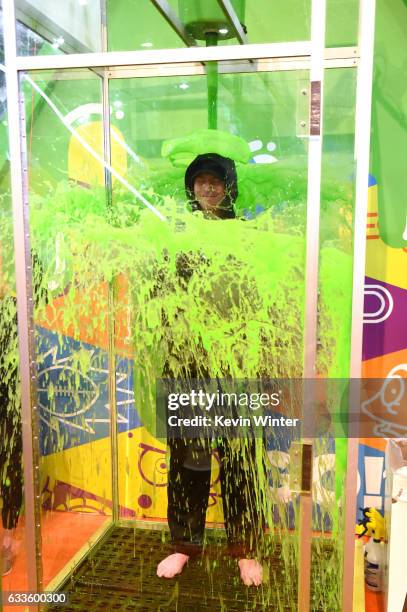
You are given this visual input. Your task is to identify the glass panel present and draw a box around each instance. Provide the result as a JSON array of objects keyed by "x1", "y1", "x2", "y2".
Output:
[
  {"x1": 311, "y1": 66, "x2": 357, "y2": 610},
  {"x1": 107, "y1": 62, "x2": 360, "y2": 610},
  {"x1": 13, "y1": 0, "x2": 361, "y2": 55},
  {"x1": 108, "y1": 0, "x2": 311, "y2": 50},
  {"x1": 108, "y1": 0, "x2": 186, "y2": 52},
  {"x1": 0, "y1": 3, "x2": 30, "y2": 599},
  {"x1": 109, "y1": 63, "x2": 311, "y2": 609},
  {"x1": 326, "y1": 0, "x2": 358, "y2": 47},
  {"x1": 242, "y1": 0, "x2": 311, "y2": 44},
  {"x1": 371, "y1": 0, "x2": 407, "y2": 248},
  {"x1": 15, "y1": 0, "x2": 102, "y2": 55},
  {"x1": 22, "y1": 68, "x2": 112, "y2": 587},
  {"x1": 15, "y1": 16, "x2": 55, "y2": 57},
  {"x1": 12, "y1": 0, "x2": 361, "y2": 56}
]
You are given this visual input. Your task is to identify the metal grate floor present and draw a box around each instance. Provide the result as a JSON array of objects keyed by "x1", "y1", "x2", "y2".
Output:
[{"x1": 45, "y1": 526, "x2": 337, "y2": 612}]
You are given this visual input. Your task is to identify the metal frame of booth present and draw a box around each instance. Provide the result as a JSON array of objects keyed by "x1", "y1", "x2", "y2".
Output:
[{"x1": 2, "y1": 0, "x2": 376, "y2": 609}]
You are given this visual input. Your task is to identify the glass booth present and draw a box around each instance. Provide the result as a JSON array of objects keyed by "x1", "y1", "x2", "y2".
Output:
[{"x1": 2, "y1": 0, "x2": 375, "y2": 610}]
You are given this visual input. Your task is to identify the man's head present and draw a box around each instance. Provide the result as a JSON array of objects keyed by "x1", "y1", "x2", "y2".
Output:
[
  {"x1": 185, "y1": 153, "x2": 238, "y2": 218},
  {"x1": 192, "y1": 172, "x2": 226, "y2": 212}
]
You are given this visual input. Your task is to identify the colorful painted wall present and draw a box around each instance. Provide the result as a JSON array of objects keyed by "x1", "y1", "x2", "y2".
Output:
[{"x1": 357, "y1": 0, "x2": 407, "y2": 521}]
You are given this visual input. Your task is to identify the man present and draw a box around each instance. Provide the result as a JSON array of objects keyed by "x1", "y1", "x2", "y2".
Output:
[
  {"x1": 0, "y1": 295, "x2": 22, "y2": 577},
  {"x1": 0, "y1": 250, "x2": 44, "y2": 577},
  {"x1": 157, "y1": 153, "x2": 266, "y2": 586}
]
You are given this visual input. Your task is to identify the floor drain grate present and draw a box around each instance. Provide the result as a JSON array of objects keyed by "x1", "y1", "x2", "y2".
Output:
[{"x1": 45, "y1": 526, "x2": 338, "y2": 611}]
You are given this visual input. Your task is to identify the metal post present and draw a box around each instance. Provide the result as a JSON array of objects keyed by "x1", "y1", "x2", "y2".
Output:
[
  {"x1": 101, "y1": 0, "x2": 119, "y2": 523},
  {"x1": 3, "y1": 0, "x2": 42, "y2": 598},
  {"x1": 13, "y1": 42, "x2": 314, "y2": 71},
  {"x1": 299, "y1": 0, "x2": 326, "y2": 609},
  {"x1": 343, "y1": 0, "x2": 376, "y2": 610}
]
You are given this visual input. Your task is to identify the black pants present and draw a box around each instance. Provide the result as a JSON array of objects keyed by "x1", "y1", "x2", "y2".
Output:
[
  {"x1": 0, "y1": 298, "x2": 23, "y2": 531},
  {"x1": 0, "y1": 412, "x2": 23, "y2": 531},
  {"x1": 167, "y1": 436, "x2": 268, "y2": 559}
]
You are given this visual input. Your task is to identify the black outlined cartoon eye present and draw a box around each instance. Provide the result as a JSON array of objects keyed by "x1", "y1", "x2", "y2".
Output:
[
  {"x1": 137, "y1": 443, "x2": 222, "y2": 511},
  {"x1": 138, "y1": 442, "x2": 168, "y2": 487}
]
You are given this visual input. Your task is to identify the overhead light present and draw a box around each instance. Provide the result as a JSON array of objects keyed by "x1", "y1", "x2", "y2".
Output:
[
  {"x1": 115, "y1": 110, "x2": 125, "y2": 120},
  {"x1": 113, "y1": 100, "x2": 123, "y2": 108},
  {"x1": 179, "y1": 82, "x2": 189, "y2": 90},
  {"x1": 267, "y1": 141, "x2": 277, "y2": 152},
  {"x1": 219, "y1": 28, "x2": 228, "y2": 35},
  {"x1": 141, "y1": 42, "x2": 154, "y2": 48}
]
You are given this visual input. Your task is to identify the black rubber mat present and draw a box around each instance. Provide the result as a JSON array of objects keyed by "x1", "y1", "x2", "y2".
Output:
[{"x1": 45, "y1": 526, "x2": 338, "y2": 612}]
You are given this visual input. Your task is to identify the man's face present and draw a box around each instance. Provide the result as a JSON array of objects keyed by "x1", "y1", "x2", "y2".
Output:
[{"x1": 193, "y1": 173, "x2": 226, "y2": 212}]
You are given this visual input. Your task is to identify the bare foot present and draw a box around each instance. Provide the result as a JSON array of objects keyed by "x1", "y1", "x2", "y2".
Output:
[
  {"x1": 157, "y1": 553, "x2": 189, "y2": 578},
  {"x1": 238, "y1": 558, "x2": 263, "y2": 586}
]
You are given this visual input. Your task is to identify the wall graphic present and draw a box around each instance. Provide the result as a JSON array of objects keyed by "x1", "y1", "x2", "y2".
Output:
[{"x1": 358, "y1": 175, "x2": 407, "y2": 518}]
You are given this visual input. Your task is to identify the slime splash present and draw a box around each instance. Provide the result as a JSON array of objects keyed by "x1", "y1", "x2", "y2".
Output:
[{"x1": 0, "y1": 128, "x2": 355, "y2": 608}]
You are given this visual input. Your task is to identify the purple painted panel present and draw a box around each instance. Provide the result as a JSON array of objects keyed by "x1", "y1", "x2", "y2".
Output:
[{"x1": 363, "y1": 276, "x2": 407, "y2": 361}]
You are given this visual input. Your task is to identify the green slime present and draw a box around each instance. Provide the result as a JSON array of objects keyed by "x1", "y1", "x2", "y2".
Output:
[{"x1": 0, "y1": 149, "x2": 354, "y2": 609}]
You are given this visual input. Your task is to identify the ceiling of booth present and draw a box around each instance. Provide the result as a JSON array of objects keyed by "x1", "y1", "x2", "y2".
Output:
[
  {"x1": 107, "y1": 0, "x2": 358, "y2": 52},
  {"x1": 0, "y1": 0, "x2": 359, "y2": 193}
]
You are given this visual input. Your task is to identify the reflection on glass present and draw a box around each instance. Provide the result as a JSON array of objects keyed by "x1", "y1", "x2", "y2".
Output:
[
  {"x1": 0, "y1": 8, "x2": 30, "y2": 595},
  {"x1": 108, "y1": 0, "x2": 311, "y2": 51},
  {"x1": 15, "y1": 0, "x2": 102, "y2": 55},
  {"x1": 6, "y1": 0, "x2": 360, "y2": 57},
  {"x1": 22, "y1": 69, "x2": 112, "y2": 587},
  {"x1": 107, "y1": 0, "x2": 359, "y2": 51},
  {"x1": 109, "y1": 66, "x2": 313, "y2": 606},
  {"x1": 176, "y1": 0, "x2": 245, "y2": 41},
  {"x1": 108, "y1": 0, "x2": 186, "y2": 52},
  {"x1": 326, "y1": 0, "x2": 358, "y2": 47},
  {"x1": 310, "y1": 67, "x2": 357, "y2": 611},
  {"x1": 108, "y1": 64, "x2": 358, "y2": 609},
  {"x1": 1, "y1": 5, "x2": 57, "y2": 60}
]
